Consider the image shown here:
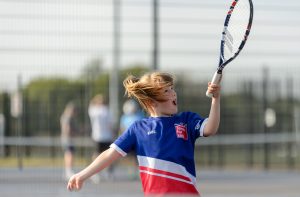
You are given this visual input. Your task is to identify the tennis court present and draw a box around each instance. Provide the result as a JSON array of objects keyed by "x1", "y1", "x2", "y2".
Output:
[
  {"x1": 0, "y1": 0, "x2": 300, "y2": 197},
  {"x1": 1, "y1": 167, "x2": 299, "y2": 197}
]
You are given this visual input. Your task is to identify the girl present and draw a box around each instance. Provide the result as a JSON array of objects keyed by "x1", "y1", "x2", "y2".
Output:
[{"x1": 67, "y1": 72, "x2": 221, "y2": 196}]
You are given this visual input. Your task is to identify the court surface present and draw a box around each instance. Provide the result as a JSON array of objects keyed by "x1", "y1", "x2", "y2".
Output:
[{"x1": 0, "y1": 167, "x2": 299, "y2": 197}]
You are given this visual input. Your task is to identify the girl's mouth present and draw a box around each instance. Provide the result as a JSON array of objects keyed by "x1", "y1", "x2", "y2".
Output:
[{"x1": 172, "y1": 100, "x2": 177, "y2": 106}]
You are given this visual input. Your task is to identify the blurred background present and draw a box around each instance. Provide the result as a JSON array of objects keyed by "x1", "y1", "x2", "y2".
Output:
[{"x1": 0, "y1": 0, "x2": 299, "y2": 196}]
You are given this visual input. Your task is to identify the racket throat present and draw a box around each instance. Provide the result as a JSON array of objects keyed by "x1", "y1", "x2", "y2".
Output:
[{"x1": 211, "y1": 71, "x2": 223, "y2": 85}]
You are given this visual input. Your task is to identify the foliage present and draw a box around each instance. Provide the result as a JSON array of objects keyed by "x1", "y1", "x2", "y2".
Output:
[
  {"x1": 14, "y1": 64, "x2": 150, "y2": 136},
  {"x1": 80, "y1": 59, "x2": 103, "y2": 80},
  {"x1": 24, "y1": 78, "x2": 83, "y2": 101},
  {"x1": 2, "y1": 62, "x2": 299, "y2": 137}
]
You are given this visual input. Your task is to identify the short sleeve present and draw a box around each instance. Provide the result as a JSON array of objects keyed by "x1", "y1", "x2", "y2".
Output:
[
  {"x1": 196, "y1": 118, "x2": 208, "y2": 137},
  {"x1": 185, "y1": 112, "x2": 208, "y2": 139},
  {"x1": 110, "y1": 124, "x2": 136, "y2": 157}
]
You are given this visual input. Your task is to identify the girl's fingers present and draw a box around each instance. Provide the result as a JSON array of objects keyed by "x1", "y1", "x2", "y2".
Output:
[
  {"x1": 67, "y1": 179, "x2": 77, "y2": 191},
  {"x1": 67, "y1": 182, "x2": 73, "y2": 191},
  {"x1": 76, "y1": 181, "x2": 82, "y2": 190}
]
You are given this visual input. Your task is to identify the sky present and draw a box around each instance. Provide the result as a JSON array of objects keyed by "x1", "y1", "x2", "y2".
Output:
[{"x1": 0, "y1": 0, "x2": 300, "y2": 94}]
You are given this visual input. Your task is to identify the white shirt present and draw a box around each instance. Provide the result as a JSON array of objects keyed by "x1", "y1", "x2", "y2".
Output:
[{"x1": 88, "y1": 104, "x2": 113, "y2": 142}]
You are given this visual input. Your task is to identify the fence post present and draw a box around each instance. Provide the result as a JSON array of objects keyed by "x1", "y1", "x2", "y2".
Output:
[
  {"x1": 0, "y1": 114, "x2": 4, "y2": 156},
  {"x1": 152, "y1": 0, "x2": 159, "y2": 70},
  {"x1": 286, "y1": 77, "x2": 295, "y2": 169},
  {"x1": 262, "y1": 67, "x2": 270, "y2": 170}
]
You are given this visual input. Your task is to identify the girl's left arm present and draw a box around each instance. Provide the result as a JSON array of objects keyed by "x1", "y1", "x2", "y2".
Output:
[{"x1": 203, "y1": 83, "x2": 221, "y2": 137}]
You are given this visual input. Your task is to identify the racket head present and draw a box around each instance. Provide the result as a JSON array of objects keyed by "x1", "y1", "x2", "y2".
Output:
[{"x1": 219, "y1": 0, "x2": 253, "y2": 70}]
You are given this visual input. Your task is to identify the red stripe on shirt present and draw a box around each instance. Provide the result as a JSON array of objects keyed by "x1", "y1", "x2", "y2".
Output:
[
  {"x1": 139, "y1": 166, "x2": 192, "y2": 182},
  {"x1": 140, "y1": 170, "x2": 199, "y2": 195}
]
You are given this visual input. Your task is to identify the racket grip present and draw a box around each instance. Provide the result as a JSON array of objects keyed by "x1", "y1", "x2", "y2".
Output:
[{"x1": 206, "y1": 71, "x2": 222, "y2": 98}]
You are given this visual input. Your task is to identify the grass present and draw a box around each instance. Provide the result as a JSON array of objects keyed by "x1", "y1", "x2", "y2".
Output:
[
  {"x1": 0, "y1": 155, "x2": 138, "y2": 169},
  {"x1": 0, "y1": 157, "x2": 88, "y2": 168}
]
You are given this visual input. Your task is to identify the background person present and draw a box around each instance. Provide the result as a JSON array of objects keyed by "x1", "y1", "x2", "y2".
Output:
[
  {"x1": 119, "y1": 99, "x2": 144, "y2": 179},
  {"x1": 119, "y1": 99, "x2": 144, "y2": 134},
  {"x1": 88, "y1": 94, "x2": 115, "y2": 181},
  {"x1": 60, "y1": 102, "x2": 79, "y2": 180}
]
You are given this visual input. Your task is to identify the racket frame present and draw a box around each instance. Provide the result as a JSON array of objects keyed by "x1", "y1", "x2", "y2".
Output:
[{"x1": 206, "y1": 0, "x2": 253, "y2": 98}]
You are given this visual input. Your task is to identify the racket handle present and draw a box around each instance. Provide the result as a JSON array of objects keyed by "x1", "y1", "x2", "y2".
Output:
[{"x1": 206, "y1": 71, "x2": 222, "y2": 98}]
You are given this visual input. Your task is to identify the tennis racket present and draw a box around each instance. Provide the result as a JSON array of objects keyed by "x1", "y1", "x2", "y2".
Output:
[{"x1": 206, "y1": 0, "x2": 254, "y2": 97}]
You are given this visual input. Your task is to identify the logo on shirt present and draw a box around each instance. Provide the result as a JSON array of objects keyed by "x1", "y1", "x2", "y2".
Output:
[
  {"x1": 195, "y1": 120, "x2": 201, "y2": 131},
  {"x1": 175, "y1": 123, "x2": 188, "y2": 140},
  {"x1": 147, "y1": 130, "x2": 156, "y2": 135}
]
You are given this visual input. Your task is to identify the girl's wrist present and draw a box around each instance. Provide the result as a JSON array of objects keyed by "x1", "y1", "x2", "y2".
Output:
[
  {"x1": 77, "y1": 171, "x2": 89, "y2": 182},
  {"x1": 212, "y1": 95, "x2": 220, "y2": 103}
]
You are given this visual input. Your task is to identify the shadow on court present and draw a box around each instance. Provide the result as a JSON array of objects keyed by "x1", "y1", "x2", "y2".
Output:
[{"x1": 0, "y1": 167, "x2": 299, "y2": 197}]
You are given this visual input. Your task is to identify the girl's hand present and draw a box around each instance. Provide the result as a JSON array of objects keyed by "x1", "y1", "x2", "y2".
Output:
[
  {"x1": 207, "y1": 82, "x2": 221, "y2": 98},
  {"x1": 67, "y1": 173, "x2": 84, "y2": 192}
]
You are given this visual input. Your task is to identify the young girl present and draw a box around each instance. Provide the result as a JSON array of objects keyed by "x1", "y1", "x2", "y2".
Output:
[{"x1": 67, "y1": 72, "x2": 221, "y2": 196}]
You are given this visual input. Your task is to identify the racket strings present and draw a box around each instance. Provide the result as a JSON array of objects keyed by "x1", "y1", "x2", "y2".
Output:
[{"x1": 223, "y1": 0, "x2": 251, "y2": 59}]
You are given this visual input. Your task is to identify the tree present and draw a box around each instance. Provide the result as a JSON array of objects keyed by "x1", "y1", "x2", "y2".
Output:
[
  {"x1": 80, "y1": 59, "x2": 103, "y2": 80},
  {"x1": 23, "y1": 78, "x2": 85, "y2": 135}
]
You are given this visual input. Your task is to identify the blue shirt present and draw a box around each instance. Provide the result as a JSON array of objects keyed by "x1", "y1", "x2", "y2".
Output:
[{"x1": 111, "y1": 111, "x2": 208, "y2": 195}]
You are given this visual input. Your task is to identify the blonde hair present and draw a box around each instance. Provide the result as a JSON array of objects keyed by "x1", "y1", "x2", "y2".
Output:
[{"x1": 123, "y1": 72, "x2": 174, "y2": 114}]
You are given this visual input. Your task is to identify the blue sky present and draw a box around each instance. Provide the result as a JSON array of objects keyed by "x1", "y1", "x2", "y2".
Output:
[{"x1": 0, "y1": 0, "x2": 300, "y2": 93}]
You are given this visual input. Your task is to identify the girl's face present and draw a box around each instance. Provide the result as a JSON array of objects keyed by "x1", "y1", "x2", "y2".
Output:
[{"x1": 151, "y1": 85, "x2": 178, "y2": 117}]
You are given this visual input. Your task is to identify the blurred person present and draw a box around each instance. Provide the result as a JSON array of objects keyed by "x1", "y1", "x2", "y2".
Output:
[
  {"x1": 119, "y1": 99, "x2": 144, "y2": 179},
  {"x1": 120, "y1": 99, "x2": 144, "y2": 134},
  {"x1": 60, "y1": 102, "x2": 79, "y2": 180},
  {"x1": 88, "y1": 94, "x2": 115, "y2": 182},
  {"x1": 68, "y1": 72, "x2": 221, "y2": 196}
]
